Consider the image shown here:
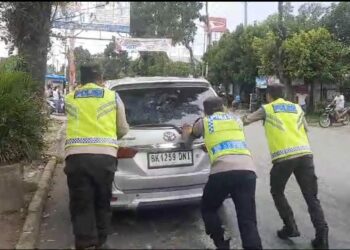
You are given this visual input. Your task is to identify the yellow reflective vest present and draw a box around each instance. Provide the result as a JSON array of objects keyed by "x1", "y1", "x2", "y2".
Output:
[
  {"x1": 64, "y1": 83, "x2": 118, "y2": 149},
  {"x1": 203, "y1": 112, "x2": 251, "y2": 164},
  {"x1": 262, "y1": 98, "x2": 312, "y2": 162}
]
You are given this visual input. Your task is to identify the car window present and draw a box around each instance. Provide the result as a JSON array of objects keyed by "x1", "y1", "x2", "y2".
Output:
[{"x1": 116, "y1": 85, "x2": 216, "y2": 126}]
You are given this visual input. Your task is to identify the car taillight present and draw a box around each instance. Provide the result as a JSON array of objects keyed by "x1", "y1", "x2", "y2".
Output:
[
  {"x1": 201, "y1": 144, "x2": 208, "y2": 153},
  {"x1": 117, "y1": 147, "x2": 138, "y2": 159}
]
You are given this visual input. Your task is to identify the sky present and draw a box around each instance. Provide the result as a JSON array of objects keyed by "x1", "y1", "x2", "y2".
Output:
[{"x1": 0, "y1": 2, "x2": 334, "y2": 68}]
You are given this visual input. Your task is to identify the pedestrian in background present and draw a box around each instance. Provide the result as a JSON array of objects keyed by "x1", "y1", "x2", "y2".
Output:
[
  {"x1": 242, "y1": 83, "x2": 328, "y2": 249},
  {"x1": 52, "y1": 86, "x2": 60, "y2": 113},
  {"x1": 64, "y1": 64, "x2": 129, "y2": 249},
  {"x1": 182, "y1": 96, "x2": 262, "y2": 250},
  {"x1": 296, "y1": 92, "x2": 308, "y2": 113}
]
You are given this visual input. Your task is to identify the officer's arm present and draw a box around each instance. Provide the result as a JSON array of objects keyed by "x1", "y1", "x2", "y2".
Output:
[
  {"x1": 182, "y1": 118, "x2": 203, "y2": 148},
  {"x1": 192, "y1": 118, "x2": 204, "y2": 139},
  {"x1": 115, "y1": 93, "x2": 129, "y2": 139},
  {"x1": 241, "y1": 107, "x2": 266, "y2": 126}
]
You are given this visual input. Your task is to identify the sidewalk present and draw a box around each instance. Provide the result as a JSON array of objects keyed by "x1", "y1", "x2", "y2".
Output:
[
  {"x1": 0, "y1": 118, "x2": 65, "y2": 249},
  {"x1": 50, "y1": 114, "x2": 67, "y2": 121}
]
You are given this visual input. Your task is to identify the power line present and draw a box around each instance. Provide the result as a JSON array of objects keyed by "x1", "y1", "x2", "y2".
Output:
[{"x1": 53, "y1": 3, "x2": 108, "y2": 22}]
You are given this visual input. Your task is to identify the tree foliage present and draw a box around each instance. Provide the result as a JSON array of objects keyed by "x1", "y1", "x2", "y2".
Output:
[
  {"x1": 283, "y1": 28, "x2": 349, "y2": 82},
  {"x1": 322, "y1": 2, "x2": 350, "y2": 45},
  {"x1": 101, "y1": 37, "x2": 131, "y2": 80},
  {"x1": 130, "y1": 52, "x2": 192, "y2": 77},
  {"x1": 0, "y1": 2, "x2": 53, "y2": 90},
  {"x1": 130, "y1": 2, "x2": 202, "y2": 72},
  {"x1": 0, "y1": 66, "x2": 47, "y2": 164},
  {"x1": 296, "y1": 3, "x2": 327, "y2": 31},
  {"x1": 203, "y1": 2, "x2": 350, "y2": 110},
  {"x1": 204, "y1": 23, "x2": 268, "y2": 94}
]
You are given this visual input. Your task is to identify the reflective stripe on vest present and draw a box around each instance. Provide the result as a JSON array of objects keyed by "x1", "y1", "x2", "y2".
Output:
[
  {"x1": 263, "y1": 98, "x2": 312, "y2": 161},
  {"x1": 271, "y1": 145, "x2": 311, "y2": 159},
  {"x1": 65, "y1": 83, "x2": 118, "y2": 149},
  {"x1": 65, "y1": 138, "x2": 118, "y2": 146},
  {"x1": 211, "y1": 140, "x2": 248, "y2": 154},
  {"x1": 203, "y1": 112, "x2": 251, "y2": 164}
]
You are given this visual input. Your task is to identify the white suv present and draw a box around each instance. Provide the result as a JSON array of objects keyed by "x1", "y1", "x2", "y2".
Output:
[{"x1": 106, "y1": 77, "x2": 216, "y2": 210}]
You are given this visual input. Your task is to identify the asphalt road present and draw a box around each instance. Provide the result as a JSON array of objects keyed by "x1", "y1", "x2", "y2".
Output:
[{"x1": 39, "y1": 123, "x2": 350, "y2": 249}]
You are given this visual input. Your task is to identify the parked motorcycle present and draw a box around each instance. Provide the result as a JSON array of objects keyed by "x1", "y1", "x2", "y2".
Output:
[
  {"x1": 46, "y1": 98, "x2": 55, "y2": 114},
  {"x1": 46, "y1": 97, "x2": 65, "y2": 114},
  {"x1": 319, "y1": 103, "x2": 350, "y2": 128}
]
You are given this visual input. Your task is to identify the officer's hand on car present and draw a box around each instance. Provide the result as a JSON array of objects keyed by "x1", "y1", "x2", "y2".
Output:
[{"x1": 181, "y1": 123, "x2": 194, "y2": 149}]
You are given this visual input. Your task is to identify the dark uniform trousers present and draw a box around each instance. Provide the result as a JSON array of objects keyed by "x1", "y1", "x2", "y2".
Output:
[
  {"x1": 64, "y1": 154, "x2": 117, "y2": 249},
  {"x1": 201, "y1": 170, "x2": 262, "y2": 250},
  {"x1": 270, "y1": 154, "x2": 328, "y2": 235}
]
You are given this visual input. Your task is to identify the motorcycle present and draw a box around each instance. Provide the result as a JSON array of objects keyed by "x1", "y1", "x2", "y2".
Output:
[
  {"x1": 46, "y1": 98, "x2": 55, "y2": 114},
  {"x1": 46, "y1": 97, "x2": 65, "y2": 114},
  {"x1": 319, "y1": 103, "x2": 350, "y2": 128}
]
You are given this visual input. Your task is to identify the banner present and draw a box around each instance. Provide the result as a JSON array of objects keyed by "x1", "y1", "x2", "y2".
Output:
[
  {"x1": 52, "y1": 2, "x2": 130, "y2": 33},
  {"x1": 204, "y1": 17, "x2": 228, "y2": 33},
  {"x1": 115, "y1": 38, "x2": 172, "y2": 52}
]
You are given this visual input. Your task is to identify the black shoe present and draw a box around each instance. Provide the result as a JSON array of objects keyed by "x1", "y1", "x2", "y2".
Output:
[
  {"x1": 96, "y1": 243, "x2": 111, "y2": 250},
  {"x1": 215, "y1": 239, "x2": 230, "y2": 250},
  {"x1": 311, "y1": 238, "x2": 328, "y2": 250},
  {"x1": 311, "y1": 228, "x2": 329, "y2": 249},
  {"x1": 277, "y1": 226, "x2": 300, "y2": 239}
]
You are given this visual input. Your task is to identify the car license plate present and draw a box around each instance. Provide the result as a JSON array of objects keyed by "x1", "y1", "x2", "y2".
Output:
[{"x1": 148, "y1": 151, "x2": 193, "y2": 169}]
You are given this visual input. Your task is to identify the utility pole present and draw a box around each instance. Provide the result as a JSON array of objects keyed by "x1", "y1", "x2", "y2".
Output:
[
  {"x1": 205, "y1": 1, "x2": 211, "y2": 78},
  {"x1": 206, "y1": 2, "x2": 211, "y2": 49},
  {"x1": 244, "y1": 2, "x2": 248, "y2": 27},
  {"x1": 68, "y1": 29, "x2": 76, "y2": 90}
]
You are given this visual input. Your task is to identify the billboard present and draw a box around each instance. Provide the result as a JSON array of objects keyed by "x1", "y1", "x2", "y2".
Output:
[
  {"x1": 204, "y1": 17, "x2": 228, "y2": 33},
  {"x1": 52, "y1": 2, "x2": 130, "y2": 33},
  {"x1": 115, "y1": 38, "x2": 172, "y2": 52}
]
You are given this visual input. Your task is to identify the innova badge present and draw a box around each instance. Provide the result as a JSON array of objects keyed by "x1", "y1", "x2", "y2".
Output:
[{"x1": 163, "y1": 131, "x2": 176, "y2": 142}]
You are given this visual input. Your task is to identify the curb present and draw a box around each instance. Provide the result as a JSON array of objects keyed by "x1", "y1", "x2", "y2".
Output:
[
  {"x1": 15, "y1": 157, "x2": 57, "y2": 249},
  {"x1": 16, "y1": 121, "x2": 65, "y2": 249}
]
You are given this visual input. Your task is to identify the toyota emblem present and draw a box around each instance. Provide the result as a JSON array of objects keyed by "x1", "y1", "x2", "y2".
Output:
[{"x1": 163, "y1": 131, "x2": 176, "y2": 142}]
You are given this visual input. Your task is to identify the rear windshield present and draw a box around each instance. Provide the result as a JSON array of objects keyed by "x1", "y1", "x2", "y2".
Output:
[{"x1": 116, "y1": 85, "x2": 216, "y2": 127}]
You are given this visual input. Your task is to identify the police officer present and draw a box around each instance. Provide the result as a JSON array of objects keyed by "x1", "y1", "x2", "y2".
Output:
[
  {"x1": 182, "y1": 97, "x2": 262, "y2": 250},
  {"x1": 242, "y1": 83, "x2": 328, "y2": 249},
  {"x1": 64, "y1": 65, "x2": 129, "y2": 249}
]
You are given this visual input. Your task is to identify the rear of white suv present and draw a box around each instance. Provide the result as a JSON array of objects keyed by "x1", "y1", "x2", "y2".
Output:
[{"x1": 108, "y1": 77, "x2": 216, "y2": 210}]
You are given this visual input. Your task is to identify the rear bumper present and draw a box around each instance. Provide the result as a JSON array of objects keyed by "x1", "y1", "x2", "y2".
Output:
[{"x1": 110, "y1": 185, "x2": 204, "y2": 210}]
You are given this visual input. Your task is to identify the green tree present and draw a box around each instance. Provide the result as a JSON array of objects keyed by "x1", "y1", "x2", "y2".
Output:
[
  {"x1": 283, "y1": 28, "x2": 350, "y2": 110},
  {"x1": 253, "y1": 2, "x2": 329, "y2": 101},
  {"x1": 296, "y1": 3, "x2": 327, "y2": 31},
  {"x1": 102, "y1": 37, "x2": 131, "y2": 80},
  {"x1": 0, "y1": 2, "x2": 55, "y2": 90},
  {"x1": 0, "y1": 55, "x2": 28, "y2": 73},
  {"x1": 250, "y1": 2, "x2": 296, "y2": 100},
  {"x1": 131, "y1": 52, "x2": 170, "y2": 76},
  {"x1": 161, "y1": 61, "x2": 191, "y2": 77},
  {"x1": 74, "y1": 46, "x2": 92, "y2": 66},
  {"x1": 204, "y1": 23, "x2": 267, "y2": 95},
  {"x1": 322, "y1": 2, "x2": 350, "y2": 45},
  {"x1": 203, "y1": 33, "x2": 231, "y2": 89},
  {"x1": 73, "y1": 46, "x2": 92, "y2": 82},
  {"x1": 130, "y1": 2, "x2": 202, "y2": 73}
]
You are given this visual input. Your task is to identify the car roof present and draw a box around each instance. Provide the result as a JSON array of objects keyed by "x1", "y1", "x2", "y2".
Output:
[{"x1": 105, "y1": 76, "x2": 211, "y2": 89}]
